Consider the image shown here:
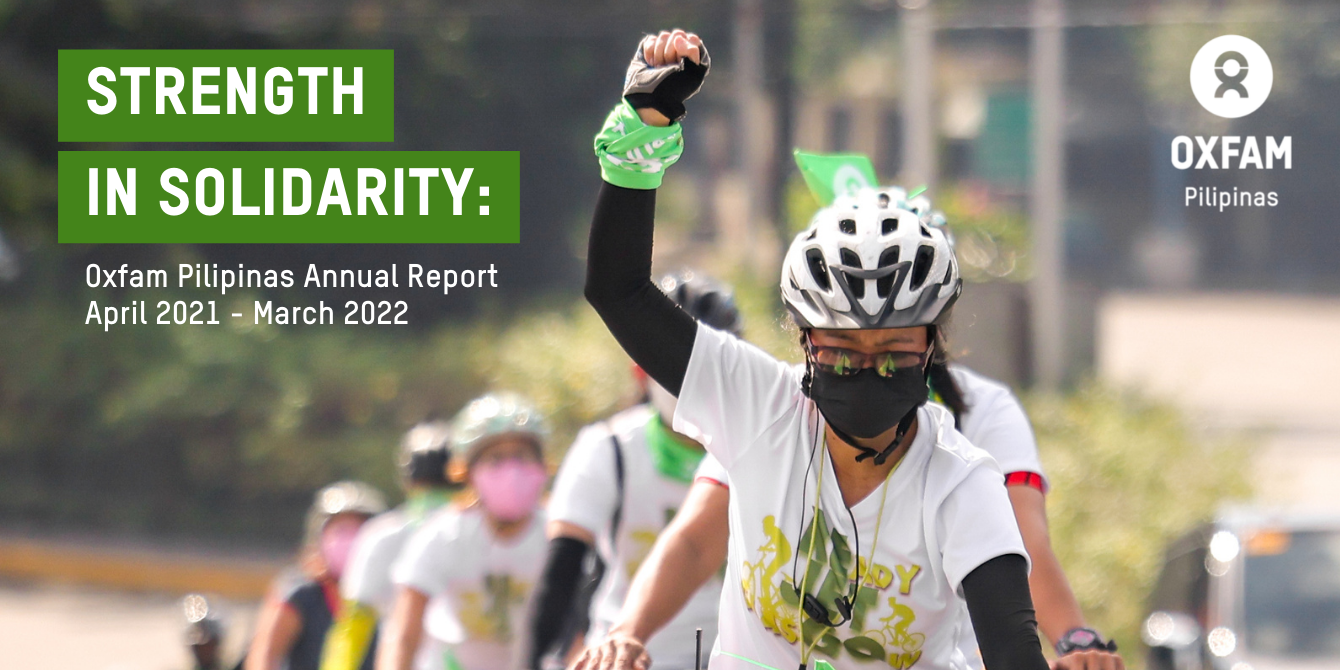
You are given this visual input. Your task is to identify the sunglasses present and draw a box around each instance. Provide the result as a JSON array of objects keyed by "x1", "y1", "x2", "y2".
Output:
[{"x1": 805, "y1": 342, "x2": 931, "y2": 378}]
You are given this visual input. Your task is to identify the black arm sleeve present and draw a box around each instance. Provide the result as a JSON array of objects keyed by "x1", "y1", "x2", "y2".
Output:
[
  {"x1": 961, "y1": 554, "x2": 1050, "y2": 670},
  {"x1": 584, "y1": 182, "x2": 698, "y2": 395},
  {"x1": 526, "y1": 537, "x2": 594, "y2": 669}
]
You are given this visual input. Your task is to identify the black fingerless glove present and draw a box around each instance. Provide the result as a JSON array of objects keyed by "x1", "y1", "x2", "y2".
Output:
[{"x1": 622, "y1": 35, "x2": 711, "y2": 123}]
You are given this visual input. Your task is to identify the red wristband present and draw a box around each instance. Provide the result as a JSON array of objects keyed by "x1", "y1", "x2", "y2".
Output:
[{"x1": 1004, "y1": 471, "x2": 1046, "y2": 492}]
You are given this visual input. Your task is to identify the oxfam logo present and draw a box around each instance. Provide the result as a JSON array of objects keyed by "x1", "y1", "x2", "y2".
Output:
[{"x1": 1190, "y1": 35, "x2": 1273, "y2": 119}]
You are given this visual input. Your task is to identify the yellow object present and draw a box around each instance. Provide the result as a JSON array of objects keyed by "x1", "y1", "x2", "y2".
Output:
[{"x1": 320, "y1": 600, "x2": 380, "y2": 670}]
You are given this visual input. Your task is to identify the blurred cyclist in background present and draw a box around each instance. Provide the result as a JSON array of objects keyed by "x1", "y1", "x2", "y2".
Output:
[
  {"x1": 182, "y1": 593, "x2": 227, "y2": 670},
  {"x1": 247, "y1": 481, "x2": 388, "y2": 670},
  {"x1": 378, "y1": 393, "x2": 550, "y2": 670},
  {"x1": 526, "y1": 271, "x2": 742, "y2": 670},
  {"x1": 322, "y1": 422, "x2": 460, "y2": 670}
]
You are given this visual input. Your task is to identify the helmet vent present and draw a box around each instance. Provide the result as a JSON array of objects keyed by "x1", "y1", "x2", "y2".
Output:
[
  {"x1": 800, "y1": 287, "x2": 822, "y2": 313},
  {"x1": 876, "y1": 246, "x2": 900, "y2": 298},
  {"x1": 805, "y1": 229, "x2": 817, "y2": 241},
  {"x1": 878, "y1": 193, "x2": 890, "y2": 208},
  {"x1": 805, "y1": 249, "x2": 831, "y2": 291},
  {"x1": 839, "y1": 248, "x2": 864, "y2": 299},
  {"x1": 910, "y1": 245, "x2": 935, "y2": 290},
  {"x1": 838, "y1": 219, "x2": 856, "y2": 235},
  {"x1": 882, "y1": 217, "x2": 898, "y2": 235},
  {"x1": 920, "y1": 224, "x2": 933, "y2": 238}
]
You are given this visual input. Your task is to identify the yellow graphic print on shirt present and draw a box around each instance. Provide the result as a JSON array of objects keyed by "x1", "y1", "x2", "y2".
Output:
[
  {"x1": 457, "y1": 574, "x2": 530, "y2": 642},
  {"x1": 623, "y1": 508, "x2": 679, "y2": 579},
  {"x1": 740, "y1": 513, "x2": 925, "y2": 668},
  {"x1": 625, "y1": 528, "x2": 659, "y2": 578}
]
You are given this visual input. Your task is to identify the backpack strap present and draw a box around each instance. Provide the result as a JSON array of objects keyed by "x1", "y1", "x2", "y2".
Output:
[
  {"x1": 609, "y1": 430, "x2": 626, "y2": 547},
  {"x1": 562, "y1": 426, "x2": 626, "y2": 659}
]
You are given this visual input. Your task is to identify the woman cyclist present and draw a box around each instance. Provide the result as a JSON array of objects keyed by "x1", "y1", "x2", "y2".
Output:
[
  {"x1": 378, "y1": 393, "x2": 550, "y2": 670},
  {"x1": 578, "y1": 163, "x2": 1121, "y2": 669},
  {"x1": 322, "y1": 422, "x2": 460, "y2": 670},
  {"x1": 246, "y1": 481, "x2": 388, "y2": 670},
  {"x1": 581, "y1": 29, "x2": 1055, "y2": 670},
  {"x1": 586, "y1": 340, "x2": 1123, "y2": 670}
]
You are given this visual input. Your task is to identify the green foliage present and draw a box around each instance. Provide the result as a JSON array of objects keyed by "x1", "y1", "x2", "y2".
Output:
[
  {"x1": 936, "y1": 185, "x2": 1032, "y2": 284},
  {"x1": 1028, "y1": 381, "x2": 1253, "y2": 660},
  {"x1": 0, "y1": 288, "x2": 483, "y2": 541},
  {"x1": 462, "y1": 302, "x2": 637, "y2": 460}
]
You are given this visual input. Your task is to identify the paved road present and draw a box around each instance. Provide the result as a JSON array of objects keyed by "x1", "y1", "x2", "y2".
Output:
[{"x1": 0, "y1": 582, "x2": 256, "y2": 670}]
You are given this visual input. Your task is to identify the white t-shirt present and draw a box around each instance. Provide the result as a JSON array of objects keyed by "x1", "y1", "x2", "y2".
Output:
[
  {"x1": 691, "y1": 363, "x2": 1045, "y2": 668},
  {"x1": 674, "y1": 324, "x2": 1028, "y2": 670},
  {"x1": 393, "y1": 506, "x2": 548, "y2": 670},
  {"x1": 549, "y1": 405, "x2": 722, "y2": 669},
  {"x1": 343, "y1": 504, "x2": 456, "y2": 670},
  {"x1": 344, "y1": 507, "x2": 416, "y2": 615}
]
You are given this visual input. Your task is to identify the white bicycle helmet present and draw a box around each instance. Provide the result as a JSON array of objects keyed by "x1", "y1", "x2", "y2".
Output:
[
  {"x1": 451, "y1": 391, "x2": 549, "y2": 465},
  {"x1": 303, "y1": 480, "x2": 388, "y2": 544},
  {"x1": 781, "y1": 186, "x2": 960, "y2": 330}
]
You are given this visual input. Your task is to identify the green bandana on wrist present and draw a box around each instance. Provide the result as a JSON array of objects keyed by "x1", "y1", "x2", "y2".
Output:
[
  {"x1": 645, "y1": 413, "x2": 705, "y2": 484},
  {"x1": 594, "y1": 100, "x2": 685, "y2": 190}
]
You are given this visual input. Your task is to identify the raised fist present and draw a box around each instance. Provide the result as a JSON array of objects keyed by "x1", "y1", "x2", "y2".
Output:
[{"x1": 623, "y1": 29, "x2": 710, "y2": 124}]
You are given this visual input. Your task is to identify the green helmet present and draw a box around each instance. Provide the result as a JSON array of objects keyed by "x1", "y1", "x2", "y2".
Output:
[
  {"x1": 303, "y1": 480, "x2": 387, "y2": 545},
  {"x1": 450, "y1": 392, "x2": 549, "y2": 465}
]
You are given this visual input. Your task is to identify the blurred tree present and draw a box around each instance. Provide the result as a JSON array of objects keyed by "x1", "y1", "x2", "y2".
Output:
[{"x1": 1029, "y1": 382, "x2": 1253, "y2": 660}]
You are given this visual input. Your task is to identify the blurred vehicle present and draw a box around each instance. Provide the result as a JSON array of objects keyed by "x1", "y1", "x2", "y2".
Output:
[{"x1": 1142, "y1": 508, "x2": 1340, "y2": 670}]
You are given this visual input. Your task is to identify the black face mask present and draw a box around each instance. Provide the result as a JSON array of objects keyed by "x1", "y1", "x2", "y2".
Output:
[{"x1": 806, "y1": 365, "x2": 929, "y2": 440}]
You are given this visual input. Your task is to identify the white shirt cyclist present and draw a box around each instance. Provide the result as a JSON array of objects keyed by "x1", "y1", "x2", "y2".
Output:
[
  {"x1": 549, "y1": 405, "x2": 723, "y2": 669},
  {"x1": 673, "y1": 324, "x2": 1028, "y2": 670},
  {"x1": 693, "y1": 362, "x2": 1045, "y2": 669},
  {"x1": 393, "y1": 506, "x2": 547, "y2": 670}
]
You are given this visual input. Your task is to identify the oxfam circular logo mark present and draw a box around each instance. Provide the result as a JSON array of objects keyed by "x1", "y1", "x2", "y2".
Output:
[
  {"x1": 831, "y1": 165, "x2": 873, "y2": 199},
  {"x1": 1190, "y1": 35, "x2": 1272, "y2": 119}
]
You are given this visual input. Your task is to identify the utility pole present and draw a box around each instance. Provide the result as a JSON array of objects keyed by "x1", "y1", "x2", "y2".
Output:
[
  {"x1": 735, "y1": 0, "x2": 773, "y2": 271},
  {"x1": 1030, "y1": 0, "x2": 1066, "y2": 391},
  {"x1": 767, "y1": 0, "x2": 796, "y2": 248},
  {"x1": 900, "y1": 0, "x2": 936, "y2": 191}
]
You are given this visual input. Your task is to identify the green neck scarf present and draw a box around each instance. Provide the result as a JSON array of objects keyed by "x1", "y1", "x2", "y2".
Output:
[
  {"x1": 404, "y1": 489, "x2": 452, "y2": 523},
  {"x1": 645, "y1": 413, "x2": 706, "y2": 485}
]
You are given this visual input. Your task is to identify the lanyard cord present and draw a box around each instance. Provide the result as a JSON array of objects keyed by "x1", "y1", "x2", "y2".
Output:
[
  {"x1": 797, "y1": 438, "x2": 825, "y2": 664},
  {"x1": 798, "y1": 434, "x2": 904, "y2": 667}
]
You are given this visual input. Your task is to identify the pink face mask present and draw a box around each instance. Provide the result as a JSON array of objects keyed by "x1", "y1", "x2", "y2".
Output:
[
  {"x1": 471, "y1": 460, "x2": 547, "y2": 522},
  {"x1": 319, "y1": 523, "x2": 361, "y2": 579}
]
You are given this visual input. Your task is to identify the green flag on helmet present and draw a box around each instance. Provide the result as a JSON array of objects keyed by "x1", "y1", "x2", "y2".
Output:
[{"x1": 793, "y1": 149, "x2": 879, "y2": 206}]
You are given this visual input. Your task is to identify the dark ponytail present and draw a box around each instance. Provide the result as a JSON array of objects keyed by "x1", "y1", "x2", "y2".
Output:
[{"x1": 927, "y1": 326, "x2": 968, "y2": 424}]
